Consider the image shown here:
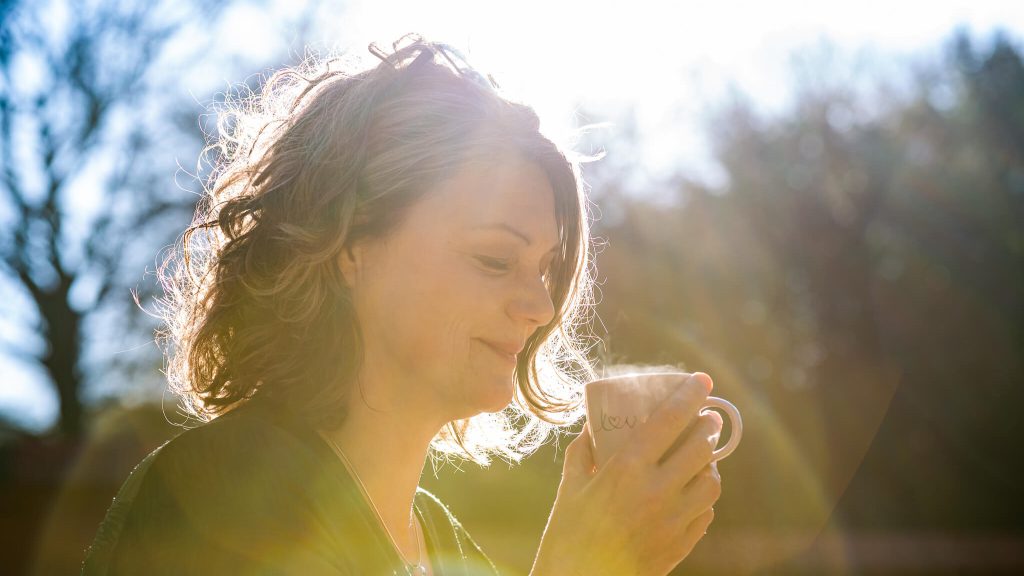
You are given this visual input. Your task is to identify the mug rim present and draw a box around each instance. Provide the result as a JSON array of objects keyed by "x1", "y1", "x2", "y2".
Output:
[{"x1": 585, "y1": 371, "x2": 692, "y2": 388}]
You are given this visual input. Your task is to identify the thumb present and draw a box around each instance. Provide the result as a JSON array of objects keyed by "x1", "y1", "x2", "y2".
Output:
[{"x1": 562, "y1": 421, "x2": 597, "y2": 478}]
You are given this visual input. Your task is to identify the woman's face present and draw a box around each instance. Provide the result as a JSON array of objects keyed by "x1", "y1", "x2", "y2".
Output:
[{"x1": 340, "y1": 154, "x2": 560, "y2": 422}]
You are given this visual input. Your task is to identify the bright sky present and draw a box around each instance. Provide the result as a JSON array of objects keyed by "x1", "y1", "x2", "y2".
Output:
[
  {"x1": 2, "y1": 0, "x2": 1021, "y2": 432},
  {"x1": 220, "y1": 0, "x2": 1022, "y2": 183}
]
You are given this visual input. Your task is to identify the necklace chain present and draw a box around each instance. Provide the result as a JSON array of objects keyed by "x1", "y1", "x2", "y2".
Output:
[{"x1": 320, "y1": 432, "x2": 428, "y2": 575}]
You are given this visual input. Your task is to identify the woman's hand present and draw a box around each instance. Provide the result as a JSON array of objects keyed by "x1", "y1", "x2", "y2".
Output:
[{"x1": 530, "y1": 373, "x2": 724, "y2": 576}]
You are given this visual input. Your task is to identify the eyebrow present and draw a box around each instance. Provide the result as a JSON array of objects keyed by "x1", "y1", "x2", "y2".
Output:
[{"x1": 468, "y1": 223, "x2": 560, "y2": 253}]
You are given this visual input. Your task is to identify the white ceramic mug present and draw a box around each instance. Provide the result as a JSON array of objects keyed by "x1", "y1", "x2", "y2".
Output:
[{"x1": 584, "y1": 372, "x2": 743, "y2": 469}]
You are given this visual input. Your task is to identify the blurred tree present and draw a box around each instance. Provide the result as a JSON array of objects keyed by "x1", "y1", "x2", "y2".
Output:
[
  {"x1": 829, "y1": 29, "x2": 1024, "y2": 531},
  {"x1": 0, "y1": 0, "x2": 230, "y2": 437},
  {"x1": 573, "y1": 30, "x2": 1024, "y2": 574}
]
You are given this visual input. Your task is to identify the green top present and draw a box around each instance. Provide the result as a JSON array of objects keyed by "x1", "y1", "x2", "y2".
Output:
[{"x1": 81, "y1": 396, "x2": 501, "y2": 575}]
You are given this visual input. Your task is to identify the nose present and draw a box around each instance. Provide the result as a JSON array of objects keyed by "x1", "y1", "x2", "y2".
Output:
[{"x1": 509, "y1": 274, "x2": 556, "y2": 328}]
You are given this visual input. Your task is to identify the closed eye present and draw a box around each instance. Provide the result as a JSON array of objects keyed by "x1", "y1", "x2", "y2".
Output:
[{"x1": 476, "y1": 255, "x2": 512, "y2": 272}]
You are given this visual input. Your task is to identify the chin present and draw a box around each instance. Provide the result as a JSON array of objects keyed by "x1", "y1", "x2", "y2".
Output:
[
  {"x1": 475, "y1": 377, "x2": 515, "y2": 414},
  {"x1": 480, "y1": 397, "x2": 512, "y2": 414}
]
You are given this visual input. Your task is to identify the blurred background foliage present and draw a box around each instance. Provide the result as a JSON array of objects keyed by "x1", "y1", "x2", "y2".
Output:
[{"x1": 1, "y1": 0, "x2": 1021, "y2": 574}]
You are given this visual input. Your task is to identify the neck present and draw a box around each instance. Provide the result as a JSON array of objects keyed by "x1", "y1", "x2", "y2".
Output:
[{"x1": 318, "y1": 379, "x2": 448, "y2": 562}]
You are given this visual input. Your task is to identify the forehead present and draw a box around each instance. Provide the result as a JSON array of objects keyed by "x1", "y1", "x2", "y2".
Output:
[{"x1": 413, "y1": 155, "x2": 560, "y2": 245}]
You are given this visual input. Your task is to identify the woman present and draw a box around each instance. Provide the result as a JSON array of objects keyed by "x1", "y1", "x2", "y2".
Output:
[{"x1": 82, "y1": 34, "x2": 724, "y2": 576}]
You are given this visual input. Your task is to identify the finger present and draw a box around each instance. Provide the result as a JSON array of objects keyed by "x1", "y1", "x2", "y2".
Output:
[
  {"x1": 564, "y1": 422, "x2": 597, "y2": 478},
  {"x1": 659, "y1": 410, "x2": 724, "y2": 490},
  {"x1": 630, "y1": 372, "x2": 713, "y2": 466},
  {"x1": 671, "y1": 507, "x2": 715, "y2": 565},
  {"x1": 670, "y1": 463, "x2": 722, "y2": 522},
  {"x1": 697, "y1": 507, "x2": 715, "y2": 536}
]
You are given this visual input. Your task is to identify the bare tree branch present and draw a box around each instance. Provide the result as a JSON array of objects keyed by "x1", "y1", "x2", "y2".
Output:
[{"x1": 0, "y1": 0, "x2": 233, "y2": 436}]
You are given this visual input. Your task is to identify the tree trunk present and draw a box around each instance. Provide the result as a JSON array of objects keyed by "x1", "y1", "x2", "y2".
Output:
[{"x1": 39, "y1": 278, "x2": 84, "y2": 438}]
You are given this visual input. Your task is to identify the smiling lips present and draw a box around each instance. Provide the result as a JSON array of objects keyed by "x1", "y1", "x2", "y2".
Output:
[{"x1": 478, "y1": 339, "x2": 519, "y2": 364}]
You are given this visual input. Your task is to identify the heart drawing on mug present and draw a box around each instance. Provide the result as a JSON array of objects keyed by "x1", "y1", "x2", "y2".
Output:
[{"x1": 599, "y1": 412, "x2": 640, "y2": 431}]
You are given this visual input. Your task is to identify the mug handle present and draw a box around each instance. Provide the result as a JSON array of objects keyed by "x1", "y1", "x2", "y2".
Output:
[{"x1": 701, "y1": 396, "x2": 743, "y2": 462}]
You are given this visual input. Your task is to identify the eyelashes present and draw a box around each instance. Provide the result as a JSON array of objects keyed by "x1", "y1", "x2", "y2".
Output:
[
  {"x1": 475, "y1": 255, "x2": 553, "y2": 280},
  {"x1": 476, "y1": 255, "x2": 512, "y2": 272}
]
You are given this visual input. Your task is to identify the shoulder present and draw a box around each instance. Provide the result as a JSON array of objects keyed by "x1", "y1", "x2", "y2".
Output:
[
  {"x1": 149, "y1": 403, "x2": 313, "y2": 479},
  {"x1": 160, "y1": 400, "x2": 309, "y2": 464},
  {"x1": 85, "y1": 402, "x2": 345, "y2": 574},
  {"x1": 130, "y1": 401, "x2": 325, "y2": 515},
  {"x1": 114, "y1": 401, "x2": 316, "y2": 514}
]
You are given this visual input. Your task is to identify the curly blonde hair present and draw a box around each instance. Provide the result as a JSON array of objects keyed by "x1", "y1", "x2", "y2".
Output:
[{"x1": 159, "y1": 37, "x2": 599, "y2": 466}]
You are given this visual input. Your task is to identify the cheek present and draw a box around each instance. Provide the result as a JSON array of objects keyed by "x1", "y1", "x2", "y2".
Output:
[
  {"x1": 398, "y1": 261, "x2": 481, "y2": 363},
  {"x1": 362, "y1": 246, "x2": 508, "y2": 383},
  {"x1": 419, "y1": 271, "x2": 513, "y2": 386}
]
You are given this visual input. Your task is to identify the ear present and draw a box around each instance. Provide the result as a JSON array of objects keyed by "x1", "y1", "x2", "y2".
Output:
[{"x1": 337, "y1": 243, "x2": 364, "y2": 288}]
